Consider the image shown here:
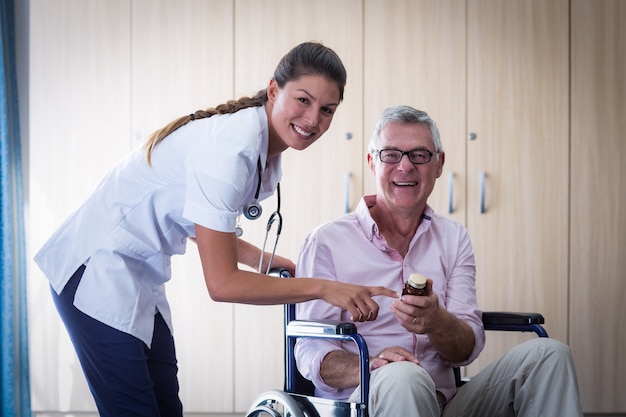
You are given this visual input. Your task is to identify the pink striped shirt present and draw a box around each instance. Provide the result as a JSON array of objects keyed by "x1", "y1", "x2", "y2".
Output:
[{"x1": 294, "y1": 195, "x2": 485, "y2": 401}]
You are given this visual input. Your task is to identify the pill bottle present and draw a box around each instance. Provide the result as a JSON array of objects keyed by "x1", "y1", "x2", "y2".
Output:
[{"x1": 402, "y1": 273, "x2": 427, "y2": 296}]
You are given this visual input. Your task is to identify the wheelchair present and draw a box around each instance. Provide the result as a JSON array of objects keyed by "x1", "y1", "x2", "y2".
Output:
[{"x1": 246, "y1": 268, "x2": 548, "y2": 417}]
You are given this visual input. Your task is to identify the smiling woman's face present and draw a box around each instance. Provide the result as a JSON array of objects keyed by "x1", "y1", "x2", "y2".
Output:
[{"x1": 266, "y1": 74, "x2": 341, "y2": 155}]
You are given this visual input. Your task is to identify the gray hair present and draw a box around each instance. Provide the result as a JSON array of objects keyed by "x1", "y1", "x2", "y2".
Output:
[{"x1": 368, "y1": 105, "x2": 443, "y2": 157}]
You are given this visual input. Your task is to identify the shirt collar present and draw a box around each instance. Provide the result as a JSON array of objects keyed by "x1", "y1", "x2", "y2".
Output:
[{"x1": 356, "y1": 195, "x2": 434, "y2": 241}]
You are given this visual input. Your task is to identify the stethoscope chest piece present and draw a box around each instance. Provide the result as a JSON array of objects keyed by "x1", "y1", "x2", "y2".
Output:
[
  {"x1": 243, "y1": 201, "x2": 262, "y2": 220},
  {"x1": 243, "y1": 157, "x2": 264, "y2": 221}
]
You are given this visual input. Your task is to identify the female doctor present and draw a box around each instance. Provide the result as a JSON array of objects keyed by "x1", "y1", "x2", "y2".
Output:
[{"x1": 34, "y1": 42, "x2": 397, "y2": 417}]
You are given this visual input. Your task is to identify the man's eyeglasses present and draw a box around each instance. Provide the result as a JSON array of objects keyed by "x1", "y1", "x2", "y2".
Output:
[{"x1": 376, "y1": 148, "x2": 438, "y2": 165}]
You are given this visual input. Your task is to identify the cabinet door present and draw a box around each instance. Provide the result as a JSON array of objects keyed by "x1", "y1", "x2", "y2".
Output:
[
  {"x1": 363, "y1": 0, "x2": 467, "y2": 224},
  {"x1": 131, "y1": 0, "x2": 235, "y2": 412},
  {"x1": 364, "y1": 0, "x2": 570, "y2": 380},
  {"x1": 570, "y1": 0, "x2": 626, "y2": 412},
  {"x1": 233, "y1": 0, "x2": 363, "y2": 411},
  {"x1": 465, "y1": 0, "x2": 570, "y2": 374},
  {"x1": 28, "y1": 0, "x2": 132, "y2": 412}
]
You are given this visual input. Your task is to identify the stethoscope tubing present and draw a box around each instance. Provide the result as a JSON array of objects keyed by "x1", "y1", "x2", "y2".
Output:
[
  {"x1": 258, "y1": 210, "x2": 282, "y2": 274},
  {"x1": 257, "y1": 183, "x2": 281, "y2": 274}
]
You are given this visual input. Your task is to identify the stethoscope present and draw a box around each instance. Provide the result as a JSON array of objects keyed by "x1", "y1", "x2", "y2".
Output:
[{"x1": 235, "y1": 157, "x2": 282, "y2": 274}]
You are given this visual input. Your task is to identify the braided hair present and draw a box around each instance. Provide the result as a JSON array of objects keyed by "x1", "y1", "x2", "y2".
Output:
[{"x1": 143, "y1": 42, "x2": 347, "y2": 165}]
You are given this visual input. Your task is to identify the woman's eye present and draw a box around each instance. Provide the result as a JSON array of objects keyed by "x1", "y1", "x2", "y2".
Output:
[
  {"x1": 321, "y1": 106, "x2": 334, "y2": 115},
  {"x1": 298, "y1": 97, "x2": 309, "y2": 104}
]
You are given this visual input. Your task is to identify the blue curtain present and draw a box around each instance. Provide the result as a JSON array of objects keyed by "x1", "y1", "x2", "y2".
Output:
[{"x1": 0, "y1": 0, "x2": 31, "y2": 415}]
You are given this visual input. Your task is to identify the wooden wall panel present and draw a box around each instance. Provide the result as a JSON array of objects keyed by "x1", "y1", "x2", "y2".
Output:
[{"x1": 570, "y1": 0, "x2": 626, "y2": 412}]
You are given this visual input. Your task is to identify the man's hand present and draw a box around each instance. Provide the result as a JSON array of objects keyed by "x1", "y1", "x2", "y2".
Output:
[
  {"x1": 392, "y1": 278, "x2": 475, "y2": 363},
  {"x1": 393, "y1": 278, "x2": 441, "y2": 333},
  {"x1": 370, "y1": 346, "x2": 420, "y2": 371}
]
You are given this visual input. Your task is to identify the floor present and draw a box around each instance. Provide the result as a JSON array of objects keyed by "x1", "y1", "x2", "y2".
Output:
[
  {"x1": 35, "y1": 414, "x2": 245, "y2": 417},
  {"x1": 34, "y1": 413, "x2": 625, "y2": 417}
]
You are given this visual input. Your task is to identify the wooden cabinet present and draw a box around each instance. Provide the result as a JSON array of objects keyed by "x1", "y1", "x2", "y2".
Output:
[
  {"x1": 363, "y1": 0, "x2": 467, "y2": 224},
  {"x1": 464, "y1": 0, "x2": 570, "y2": 371},
  {"x1": 29, "y1": 0, "x2": 239, "y2": 413},
  {"x1": 232, "y1": 0, "x2": 364, "y2": 410},
  {"x1": 29, "y1": 0, "x2": 132, "y2": 412},
  {"x1": 570, "y1": 0, "x2": 626, "y2": 412},
  {"x1": 27, "y1": 0, "x2": 626, "y2": 414},
  {"x1": 130, "y1": 1, "x2": 237, "y2": 413},
  {"x1": 362, "y1": 1, "x2": 625, "y2": 412},
  {"x1": 30, "y1": 0, "x2": 366, "y2": 413},
  {"x1": 364, "y1": 0, "x2": 570, "y2": 375}
]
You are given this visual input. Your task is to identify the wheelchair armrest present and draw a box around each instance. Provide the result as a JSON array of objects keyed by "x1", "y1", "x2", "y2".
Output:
[
  {"x1": 483, "y1": 311, "x2": 544, "y2": 326},
  {"x1": 268, "y1": 269, "x2": 370, "y2": 403},
  {"x1": 454, "y1": 311, "x2": 549, "y2": 387},
  {"x1": 286, "y1": 319, "x2": 357, "y2": 337},
  {"x1": 286, "y1": 319, "x2": 370, "y2": 405},
  {"x1": 482, "y1": 311, "x2": 548, "y2": 337}
]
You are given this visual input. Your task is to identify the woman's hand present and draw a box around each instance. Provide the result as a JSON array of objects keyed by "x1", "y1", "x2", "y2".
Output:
[
  {"x1": 195, "y1": 224, "x2": 397, "y2": 311},
  {"x1": 321, "y1": 280, "x2": 398, "y2": 322}
]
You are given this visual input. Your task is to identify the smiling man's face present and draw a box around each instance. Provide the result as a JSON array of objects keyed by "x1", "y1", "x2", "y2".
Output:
[{"x1": 368, "y1": 121, "x2": 444, "y2": 217}]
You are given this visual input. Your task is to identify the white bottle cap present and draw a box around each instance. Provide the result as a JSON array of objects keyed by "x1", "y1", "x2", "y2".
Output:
[{"x1": 408, "y1": 273, "x2": 427, "y2": 289}]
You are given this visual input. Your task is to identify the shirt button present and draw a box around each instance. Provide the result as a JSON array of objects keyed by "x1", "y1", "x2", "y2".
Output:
[{"x1": 381, "y1": 246, "x2": 387, "y2": 251}]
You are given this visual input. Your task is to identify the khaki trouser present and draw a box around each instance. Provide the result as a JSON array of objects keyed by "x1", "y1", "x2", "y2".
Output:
[{"x1": 348, "y1": 338, "x2": 583, "y2": 417}]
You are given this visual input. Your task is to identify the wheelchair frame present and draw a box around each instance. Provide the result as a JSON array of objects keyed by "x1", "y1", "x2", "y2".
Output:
[{"x1": 246, "y1": 268, "x2": 548, "y2": 417}]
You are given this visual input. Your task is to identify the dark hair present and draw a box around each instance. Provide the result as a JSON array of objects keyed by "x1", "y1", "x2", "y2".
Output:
[{"x1": 143, "y1": 42, "x2": 347, "y2": 164}]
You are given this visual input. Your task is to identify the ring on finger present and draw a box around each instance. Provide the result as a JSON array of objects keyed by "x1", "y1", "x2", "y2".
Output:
[{"x1": 411, "y1": 317, "x2": 417, "y2": 325}]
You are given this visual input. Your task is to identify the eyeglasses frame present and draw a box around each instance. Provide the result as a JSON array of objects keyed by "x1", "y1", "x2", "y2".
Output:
[{"x1": 375, "y1": 148, "x2": 439, "y2": 165}]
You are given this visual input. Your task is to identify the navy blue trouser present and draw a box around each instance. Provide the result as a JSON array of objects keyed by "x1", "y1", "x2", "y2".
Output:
[{"x1": 51, "y1": 265, "x2": 184, "y2": 417}]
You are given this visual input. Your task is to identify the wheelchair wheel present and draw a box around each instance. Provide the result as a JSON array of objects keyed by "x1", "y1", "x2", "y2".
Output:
[{"x1": 245, "y1": 389, "x2": 306, "y2": 417}]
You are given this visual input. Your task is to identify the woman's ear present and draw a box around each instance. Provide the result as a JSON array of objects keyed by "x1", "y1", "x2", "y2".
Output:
[{"x1": 267, "y1": 79, "x2": 278, "y2": 104}]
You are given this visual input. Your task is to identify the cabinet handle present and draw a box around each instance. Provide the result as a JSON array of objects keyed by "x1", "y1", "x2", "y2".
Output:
[
  {"x1": 448, "y1": 172, "x2": 454, "y2": 214},
  {"x1": 344, "y1": 171, "x2": 351, "y2": 213},
  {"x1": 480, "y1": 172, "x2": 486, "y2": 214}
]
